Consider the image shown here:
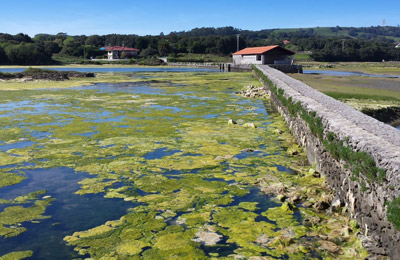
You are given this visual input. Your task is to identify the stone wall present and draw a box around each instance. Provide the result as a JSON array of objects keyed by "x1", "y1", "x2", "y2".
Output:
[{"x1": 255, "y1": 65, "x2": 400, "y2": 259}]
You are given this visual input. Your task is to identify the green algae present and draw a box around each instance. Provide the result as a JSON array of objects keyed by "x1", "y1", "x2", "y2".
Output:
[
  {"x1": 0, "y1": 190, "x2": 47, "y2": 204},
  {"x1": 0, "y1": 251, "x2": 33, "y2": 260},
  {"x1": 0, "y1": 226, "x2": 27, "y2": 238},
  {"x1": 0, "y1": 196, "x2": 54, "y2": 238},
  {"x1": 237, "y1": 202, "x2": 259, "y2": 211},
  {"x1": 0, "y1": 70, "x2": 369, "y2": 259},
  {"x1": 0, "y1": 172, "x2": 26, "y2": 189},
  {"x1": 0, "y1": 198, "x2": 54, "y2": 226},
  {"x1": 263, "y1": 202, "x2": 299, "y2": 229}
]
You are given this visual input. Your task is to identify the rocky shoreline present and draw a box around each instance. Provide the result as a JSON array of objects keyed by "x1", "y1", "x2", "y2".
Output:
[
  {"x1": 236, "y1": 84, "x2": 269, "y2": 99},
  {"x1": 0, "y1": 68, "x2": 95, "y2": 81}
]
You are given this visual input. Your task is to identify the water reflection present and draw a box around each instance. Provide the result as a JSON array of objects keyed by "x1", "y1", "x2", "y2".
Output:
[
  {"x1": 0, "y1": 167, "x2": 134, "y2": 259},
  {"x1": 0, "y1": 67, "x2": 219, "y2": 73},
  {"x1": 0, "y1": 141, "x2": 35, "y2": 152},
  {"x1": 304, "y1": 70, "x2": 400, "y2": 78}
]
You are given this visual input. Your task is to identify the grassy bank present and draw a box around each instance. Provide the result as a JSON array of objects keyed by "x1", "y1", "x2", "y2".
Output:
[
  {"x1": 291, "y1": 73, "x2": 400, "y2": 111},
  {"x1": 299, "y1": 61, "x2": 400, "y2": 75}
]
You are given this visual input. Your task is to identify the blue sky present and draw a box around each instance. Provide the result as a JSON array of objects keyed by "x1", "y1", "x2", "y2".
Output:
[{"x1": 1, "y1": 0, "x2": 399, "y2": 36}]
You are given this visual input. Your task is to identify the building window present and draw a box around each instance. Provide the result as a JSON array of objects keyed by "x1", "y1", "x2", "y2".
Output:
[{"x1": 256, "y1": 55, "x2": 261, "y2": 61}]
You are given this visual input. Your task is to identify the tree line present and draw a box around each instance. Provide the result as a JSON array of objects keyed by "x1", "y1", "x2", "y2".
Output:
[{"x1": 0, "y1": 26, "x2": 399, "y2": 65}]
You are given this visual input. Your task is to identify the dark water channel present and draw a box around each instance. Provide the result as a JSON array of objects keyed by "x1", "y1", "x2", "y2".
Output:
[{"x1": 0, "y1": 168, "x2": 133, "y2": 259}]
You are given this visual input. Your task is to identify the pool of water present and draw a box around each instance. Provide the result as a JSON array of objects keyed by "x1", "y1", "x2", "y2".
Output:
[
  {"x1": 303, "y1": 70, "x2": 400, "y2": 78},
  {"x1": 0, "y1": 141, "x2": 35, "y2": 152},
  {"x1": 70, "y1": 82, "x2": 166, "y2": 94},
  {"x1": 0, "y1": 167, "x2": 133, "y2": 260},
  {"x1": 0, "y1": 67, "x2": 219, "y2": 73}
]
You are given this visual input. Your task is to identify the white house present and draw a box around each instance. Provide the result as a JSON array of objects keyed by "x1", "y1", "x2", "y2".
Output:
[
  {"x1": 232, "y1": 45, "x2": 295, "y2": 65},
  {"x1": 101, "y1": 46, "x2": 140, "y2": 60}
]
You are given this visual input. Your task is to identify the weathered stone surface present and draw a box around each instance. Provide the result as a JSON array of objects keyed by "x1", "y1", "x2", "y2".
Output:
[
  {"x1": 313, "y1": 201, "x2": 330, "y2": 211},
  {"x1": 330, "y1": 196, "x2": 342, "y2": 212},
  {"x1": 192, "y1": 226, "x2": 222, "y2": 246},
  {"x1": 237, "y1": 84, "x2": 269, "y2": 98},
  {"x1": 256, "y1": 65, "x2": 400, "y2": 259}
]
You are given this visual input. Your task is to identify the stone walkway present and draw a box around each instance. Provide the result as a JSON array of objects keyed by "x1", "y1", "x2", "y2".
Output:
[{"x1": 257, "y1": 65, "x2": 400, "y2": 183}]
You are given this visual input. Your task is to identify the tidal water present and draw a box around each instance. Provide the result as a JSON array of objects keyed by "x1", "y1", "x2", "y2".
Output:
[
  {"x1": 0, "y1": 167, "x2": 133, "y2": 259},
  {"x1": 0, "y1": 67, "x2": 219, "y2": 73},
  {"x1": 303, "y1": 69, "x2": 400, "y2": 78}
]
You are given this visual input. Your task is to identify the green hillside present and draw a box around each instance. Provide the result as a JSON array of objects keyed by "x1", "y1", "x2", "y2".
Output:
[{"x1": 273, "y1": 26, "x2": 400, "y2": 41}]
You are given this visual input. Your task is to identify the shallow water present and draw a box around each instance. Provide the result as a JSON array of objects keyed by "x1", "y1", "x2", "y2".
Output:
[
  {"x1": 303, "y1": 69, "x2": 400, "y2": 78},
  {"x1": 0, "y1": 67, "x2": 219, "y2": 73},
  {"x1": 0, "y1": 167, "x2": 133, "y2": 260},
  {"x1": 0, "y1": 141, "x2": 35, "y2": 152}
]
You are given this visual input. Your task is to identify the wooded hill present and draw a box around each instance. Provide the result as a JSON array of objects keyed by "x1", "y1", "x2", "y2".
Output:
[{"x1": 0, "y1": 26, "x2": 399, "y2": 65}]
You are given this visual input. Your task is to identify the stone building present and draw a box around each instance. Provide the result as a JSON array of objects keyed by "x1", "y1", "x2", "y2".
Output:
[{"x1": 232, "y1": 45, "x2": 295, "y2": 65}]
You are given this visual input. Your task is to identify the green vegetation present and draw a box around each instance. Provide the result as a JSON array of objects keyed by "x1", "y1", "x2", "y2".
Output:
[
  {"x1": 291, "y1": 73, "x2": 400, "y2": 105},
  {"x1": 51, "y1": 53, "x2": 88, "y2": 64},
  {"x1": 0, "y1": 172, "x2": 26, "y2": 189},
  {"x1": 362, "y1": 107, "x2": 400, "y2": 125},
  {"x1": 275, "y1": 26, "x2": 400, "y2": 41},
  {"x1": 0, "y1": 197, "x2": 54, "y2": 238},
  {"x1": 0, "y1": 41, "x2": 52, "y2": 65},
  {"x1": 300, "y1": 61, "x2": 400, "y2": 75},
  {"x1": 167, "y1": 53, "x2": 230, "y2": 63},
  {"x1": 323, "y1": 92, "x2": 398, "y2": 102},
  {"x1": 293, "y1": 53, "x2": 313, "y2": 62},
  {"x1": 324, "y1": 133, "x2": 386, "y2": 183},
  {"x1": 1, "y1": 26, "x2": 400, "y2": 65},
  {"x1": 0, "y1": 251, "x2": 33, "y2": 260},
  {"x1": 387, "y1": 197, "x2": 400, "y2": 230},
  {"x1": 254, "y1": 65, "x2": 386, "y2": 184}
]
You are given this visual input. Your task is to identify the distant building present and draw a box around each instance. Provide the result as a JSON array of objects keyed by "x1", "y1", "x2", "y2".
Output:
[
  {"x1": 232, "y1": 45, "x2": 295, "y2": 65},
  {"x1": 283, "y1": 40, "x2": 290, "y2": 45},
  {"x1": 101, "y1": 46, "x2": 139, "y2": 60}
]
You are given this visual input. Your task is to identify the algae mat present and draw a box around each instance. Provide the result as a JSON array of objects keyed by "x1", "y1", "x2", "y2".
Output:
[{"x1": 0, "y1": 72, "x2": 367, "y2": 259}]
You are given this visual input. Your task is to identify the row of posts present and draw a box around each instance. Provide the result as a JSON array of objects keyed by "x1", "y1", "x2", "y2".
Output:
[{"x1": 219, "y1": 63, "x2": 231, "y2": 72}]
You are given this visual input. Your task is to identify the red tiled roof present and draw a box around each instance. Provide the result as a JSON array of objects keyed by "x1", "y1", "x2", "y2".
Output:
[
  {"x1": 233, "y1": 45, "x2": 295, "y2": 55},
  {"x1": 103, "y1": 46, "x2": 139, "y2": 52}
]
